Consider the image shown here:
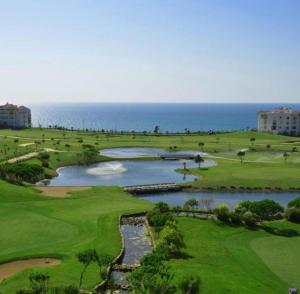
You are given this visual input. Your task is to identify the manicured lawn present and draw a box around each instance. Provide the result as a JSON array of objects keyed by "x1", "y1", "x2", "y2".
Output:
[
  {"x1": 0, "y1": 180, "x2": 152, "y2": 292},
  {"x1": 1, "y1": 128, "x2": 300, "y2": 189},
  {"x1": 168, "y1": 217, "x2": 300, "y2": 293}
]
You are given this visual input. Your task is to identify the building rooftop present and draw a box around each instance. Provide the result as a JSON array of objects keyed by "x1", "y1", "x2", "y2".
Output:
[
  {"x1": 258, "y1": 107, "x2": 299, "y2": 114},
  {"x1": 0, "y1": 103, "x2": 30, "y2": 110}
]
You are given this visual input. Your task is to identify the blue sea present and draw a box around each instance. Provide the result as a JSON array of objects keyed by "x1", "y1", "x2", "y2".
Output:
[{"x1": 29, "y1": 103, "x2": 300, "y2": 132}]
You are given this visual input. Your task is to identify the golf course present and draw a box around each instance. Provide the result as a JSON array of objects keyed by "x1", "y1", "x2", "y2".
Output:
[{"x1": 0, "y1": 128, "x2": 300, "y2": 293}]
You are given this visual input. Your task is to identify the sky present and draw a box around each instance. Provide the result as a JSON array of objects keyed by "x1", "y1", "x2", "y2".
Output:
[{"x1": 0, "y1": 0, "x2": 300, "y2": 104}]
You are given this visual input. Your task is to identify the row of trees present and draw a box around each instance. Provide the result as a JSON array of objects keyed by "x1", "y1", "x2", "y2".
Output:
[{"x1": 215, "y1": 197, "x2": 300, "y2": 226}]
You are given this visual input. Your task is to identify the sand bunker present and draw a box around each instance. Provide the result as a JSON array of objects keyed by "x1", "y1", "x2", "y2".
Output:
[
  {"x1": 19, "y1": 142, "x2": 35, "y2": 147},
  {"x1": 37, "y1": 186, "x2": 90, "y2": 197},
  {"x1": 0, "y1": 258, "x2": 61, "y2": 281},
  {"x1": 7, "y1": 152, "x2": 38, "y2": 163}
]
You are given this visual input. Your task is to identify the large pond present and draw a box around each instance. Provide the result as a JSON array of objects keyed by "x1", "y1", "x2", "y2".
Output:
[
  {"x1": 46, "y1": 159, "x2": 215, "y2": 186},
  {"x1": 139, "y1": 191, "x2": 299, "y2": 208},
  {"x1": 100, "y1": 147, "x2": 207, "y2": 158}
]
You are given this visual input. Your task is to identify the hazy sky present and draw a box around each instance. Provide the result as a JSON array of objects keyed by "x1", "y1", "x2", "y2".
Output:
[{"x1": 1, "y1": 0, "x2": 300, "y2": 104}]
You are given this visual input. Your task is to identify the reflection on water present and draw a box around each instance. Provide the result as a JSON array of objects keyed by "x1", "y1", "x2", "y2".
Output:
[
  {"x1": 46, "y1": 159, "x2": 215, "y2": 186},
  {"x1": 140, "y1": 191, "x2": 299, "y2": 208}
]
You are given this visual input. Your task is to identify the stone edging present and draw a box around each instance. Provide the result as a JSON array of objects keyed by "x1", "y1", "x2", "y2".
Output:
[{"x1": 94, "y1": 211, "x2": 152, "y2": 293}]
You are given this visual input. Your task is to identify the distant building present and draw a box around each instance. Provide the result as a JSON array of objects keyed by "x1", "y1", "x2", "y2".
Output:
[
  {"x1": 257, "y1": 107, "x2": 300, "y2": 136},
  {"x1": 0, "y1": 103, "x2": 31, "y2": 129}
]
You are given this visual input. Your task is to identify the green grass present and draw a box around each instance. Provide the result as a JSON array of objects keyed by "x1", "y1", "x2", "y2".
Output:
[
  {"x1": 1, "y1": 128, "x2": 300, "y2": 189},
  {"x1": 0, "y1": 181, "x2": 152, "y2": 293},
  {"x1": 168, "y1": 218, "x2": 300, "y2": 293}
]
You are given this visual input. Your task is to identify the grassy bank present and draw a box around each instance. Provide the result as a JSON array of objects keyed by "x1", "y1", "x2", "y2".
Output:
[
  {"x1": 0, "y1": 181, "x2": 152, "y2": 292},
  {"x1": 167, "y1": 217, "x2": 300, "y2": 293}
]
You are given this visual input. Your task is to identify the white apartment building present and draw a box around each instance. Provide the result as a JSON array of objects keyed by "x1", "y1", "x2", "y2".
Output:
[
  {"x1": 0, "y1": 103, "x2": 31, "y2": 129},
  {"x1": 257, "y1": 107, "x2": 300, "y2": 136}
]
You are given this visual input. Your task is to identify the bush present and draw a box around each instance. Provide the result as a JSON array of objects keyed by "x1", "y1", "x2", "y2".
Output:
[
  {"x1": 154, "y1": 201, "x2": 170, "y2": 213},
  {"x1": 214, "y1": 204, "x2": 230, "y2": 222},
  {"x1": 229, "y1": 211, "x2": 242, "y2": 225},
  {"x1": 183, "y1": 198, "x2": 198, "y2": 210},
  {"x1": 0, "y1": 163, "x2": 44, "y2": 184},
  {"x1": 287, "y1": 197, "x2": 300, "y2": 209},
  {"x1": 38, "y1": 152, "x2": 50, "y2": 160},
  {"x1": 243, "y1": 211, "x2": 256, "y2": 227},
  {"x1": 285, "y1": 207, "x2": 300, "y2": 223},
  {"x1": 236, "y1": 199, "x2": 283, "y2": 219},
  {"x1": 157, "y1": 225, "x2": 185, "y2": 258},
  {"x1": 147, "y1": 212, "x2": 174, "y2": 228},
  {"x1": 250, "y1": 199, "x2": 283, "y2": 218},
  {"x1": 179, "y1": 275, "x2": 201, "y2": 294}
]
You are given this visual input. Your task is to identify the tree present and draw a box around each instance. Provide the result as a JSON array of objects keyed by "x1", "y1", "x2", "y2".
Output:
[
  {"x1": 283, "y1": 152, "x2": 289, "y2": 162},
  {"x1": 194, "y1": 154, "x2": 204, "y2": 169},
  {"x1": 179, "y1": 275, "x2": 201, "y2": 294},
  {"x1": 250, "y1": 137, "x2": 256, "y2": 146},
  {"x1": 214, "y1": 204, "x2": 230, "y2": 222},
  {"x1": 154, "y1": 125, "x2": 160, "y2": 134},
  {"x1": 198, "y1": 142, "x2": 205, "y2": 152},
  {"x1": 95, "y1": 253, "x2": 112, "y2": 280},
  {"x1": 29, "y1": 272, "x2": 50, "y2": 293},
  {"x1": 237, "y1": 151, "x2": 245, "y2": 164},
  {"x1": 128, "y1": 251, "x2": 176, "y2": 294},
  {"x1": 157, "y1": 225, "x2": 185, "y2": 258},
  {"x1": 183, "y1": 198, "x2": 198, "y2": 210},
  {"x1": 288, "y1": 197, "x2": 300, "y2": 209},
  {"x1": 285, "y1": 207, "x2": 300, "y2": 223},
  {"x1": 249, "y1": 199, "x2": 283, "y2": 218},
  {"x1": 77, "y1": 249, "x2": 97, "y2": 287},
  {"x1": 154, "y1": 201, "x2": 170, "y2": 213},
  {"x1": 243, "y1": 211, "x2": 256, "y2": 227}
]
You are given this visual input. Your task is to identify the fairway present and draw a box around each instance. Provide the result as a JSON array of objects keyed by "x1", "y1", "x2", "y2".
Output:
[
  {"x1": 0, "y1": 180, "x2": 152, "y2": 293},
  {"x1": 168, "y1": 218, "x2": 300, "y2": 293}
]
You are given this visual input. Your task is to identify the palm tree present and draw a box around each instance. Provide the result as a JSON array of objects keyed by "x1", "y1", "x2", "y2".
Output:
[
  {"x1": 283, "y1": 152, "x2": 289, "y2": 162},
  {"x1": 195, "y1": 154, "x2": 204, "y2": 169},
  {"x1": 198, "y1": 142, "x2": 205, "y2": 152},
  {"x1": 77, "y1": 249, "x2": 97, "y2": 288},
  {"x1": 237, "y1": 151, "x2": 245, "y2": 164}
]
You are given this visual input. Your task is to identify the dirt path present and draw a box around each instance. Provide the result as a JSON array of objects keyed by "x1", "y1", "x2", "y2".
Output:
[
  {"x1": 0, "y1": 258, "x2": 61, "y2": 282},
  {"x1": 207, "y1": 155, "x2": 277, "y2": 164},
  {"x1": 36, "y1": 186, "x2": 91, "y2": 197},
  {"x1": 7, "y1": 152, "x2": 39, "y2": 163}
]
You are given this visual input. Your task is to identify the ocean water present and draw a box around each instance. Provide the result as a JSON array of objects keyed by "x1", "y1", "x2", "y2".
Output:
[{"x1": 30, "y1": 103, "x2": 300, "y2": 132}]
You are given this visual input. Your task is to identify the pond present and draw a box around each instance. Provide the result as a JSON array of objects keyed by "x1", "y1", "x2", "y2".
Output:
[
  {"x1": 45, "y1": 159, "x2": 215, "y2": 186},
  {"x1": 139, "y1": 191, "x2": 299, "y2": 208}
]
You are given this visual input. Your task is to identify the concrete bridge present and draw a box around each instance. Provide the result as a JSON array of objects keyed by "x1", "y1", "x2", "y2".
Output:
[
  {"x1": 160, "y1": 153, "x2": 196, "y2": 160},
  {"x1": 124, "y1": 183, "x2": 182, "y2": 194}
]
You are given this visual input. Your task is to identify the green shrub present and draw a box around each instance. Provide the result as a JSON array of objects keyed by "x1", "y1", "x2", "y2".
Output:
[
  {"x1": 0, "y1": 163, "x2": 44, "y2": 183},
  {"x1": 179, "y1": 275, "x2": 201, "y2": 294},
  {"x1": 147, "y1": 212, "x2": 174, "y2": 228},
  {"x1": 38, "y1": 152, "x2": 50, "y2": 160},
  {"x1": 287, "y1": 197, "x2": 300, "y2": 208},
  {"x1": 285, "y1": 207, "x2": 300, "y2": 223},
  {"x1": 214, "y1": 204, "x2": 230, "y2": 222},
  {"x1": 183, "y1": 198, "x2": 198, "y2": 210},
  {"x1": 243, "y1": 211, "x2": 256, "y2": 227},
  {"x1": 154, "y1": 201, "x2": 170, "y2": 213},
  {"x1": 229, "y1": 211, "x2": 242, "y2": 225}
]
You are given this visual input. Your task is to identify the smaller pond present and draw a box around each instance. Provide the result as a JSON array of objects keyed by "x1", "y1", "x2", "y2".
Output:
[
  {"x1": 139, "y1": 191, "x2": 299, "y2": 208},
  {"x1": 46, "y1": 159, "x2": 215, "y2": 186}
]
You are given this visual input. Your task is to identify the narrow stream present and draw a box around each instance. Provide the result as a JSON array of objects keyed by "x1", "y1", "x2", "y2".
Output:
[{"x1": 110, "y1": 216, "x2": 153, "y2": 291}]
